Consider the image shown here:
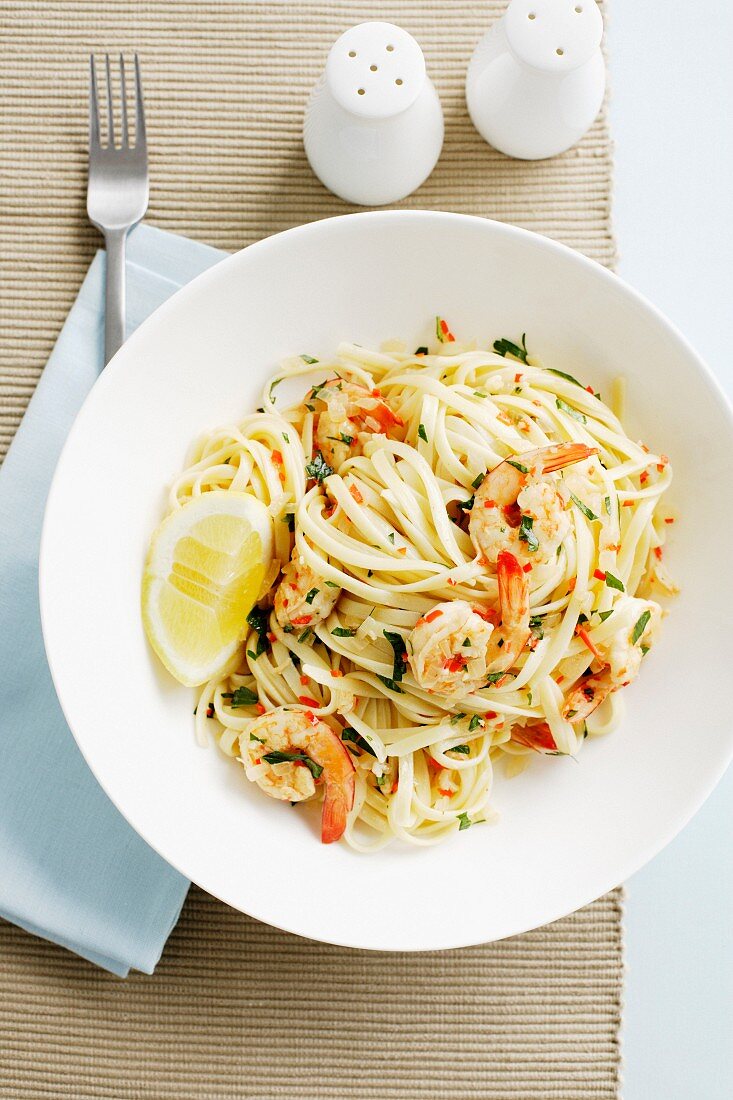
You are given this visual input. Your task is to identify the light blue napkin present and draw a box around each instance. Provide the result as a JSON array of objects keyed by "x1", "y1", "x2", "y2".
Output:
[{"x1": 0, "y1": 225, "x2": 226, "y2": 976}]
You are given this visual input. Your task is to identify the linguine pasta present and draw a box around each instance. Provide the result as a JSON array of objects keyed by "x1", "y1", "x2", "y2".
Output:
[{"x1": 167, "y1": 327, "x2": 674, "y2": 850}]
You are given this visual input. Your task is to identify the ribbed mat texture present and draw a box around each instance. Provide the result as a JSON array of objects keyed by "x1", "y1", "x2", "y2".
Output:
[{"x1": 1, "y1": 2, "x2": 621, "y2": 1097}]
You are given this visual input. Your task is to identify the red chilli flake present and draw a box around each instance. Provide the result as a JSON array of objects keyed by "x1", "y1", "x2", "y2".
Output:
[
  {"x1": 593, "y1": 568, "x2": 606, "y2": 582},
  {"x1": 497, "y1": 411, "x2": 513, "y2": 426},
  {"x1": 567, "y1": 577, "x2": 576, "y2": 592},
  {"x1": 298, "y1": 695, "x2": 320, "y2": 708},
  {"x1": 514, "y1": 373, "x2": 523, "y2": 383},
  {"x1": 271, "y1": 449, "x2": 283, "y2": 465},
  {"x1": 438, "y1": 788, "x2": 454, "y2": 798},
  {"x1": 485, "y1": 710, "x2": 497, "y2": 720},
  {"x1": 425, "y1": 609, "x2": 444, "y2": 624},
  {"x1": 664, "y1": 517, "x2": 675, "y2": 524},
  {"x1": 576, "y1": 625, "x2": 602, "y2": 661},
  {"x1": 446, "y1": 577, "x2": 457, "y2": 587},
  {"x1": 330, "y1": 669, "x2": 343, "y2": 678},
  {"x1": 556, "y1": 675, "x2": 565, "y2": 685},
  {"x1": 290, "y1": 615, "x2": 313, "y2": 626},
  {"x1": 300, "y1": 675, "x2": 310, "y2": 686},
  {"x1": 349, "y1": 484, "x2": 364, "y2": 504},
  {"x1": 267, "y1": 632, "x2": 276, "y2": 642},
  {"x1": 255, "y1": 702, "x2": 266, "y2": 716},
  {"x1": 444, "y1": 654, "x2": 468, "y2": 673},
  {"x1": 304, "y1": 710, "x2": 319, "y2": 726},
  {"x1": 483, "y1": 499, "x2": 497, "y2": 509},
  {"x1": 640, "y1": 471, "x2": 649, "y2": 485},
  {"x1": 391, "y1": 781, "x2": 399, "y2": 794},
  {"x1": 654, "y1": 547, "x2": 663, "y2": 560},
  {"x1": 622, "y1": 500, "x2": 634, "y2": 507},
  {"x1": 522, "y1": 562, "x2": 532, "y2": 573}
]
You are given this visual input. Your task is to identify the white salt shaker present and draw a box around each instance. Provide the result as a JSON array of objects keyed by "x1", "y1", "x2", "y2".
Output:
[
  {"x1": 466, "y1": 0, "x2": 605, "y2": 160},
  {"x1": 303, "y1": 22, "x2": 444, "y2": 206}
]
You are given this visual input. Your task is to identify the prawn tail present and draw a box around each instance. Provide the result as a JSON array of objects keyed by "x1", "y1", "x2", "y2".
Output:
[
  {"x1": 540, "y1": 442, "x2": 599, "y2": 473},
  {"x1": 511, "y1": 722, "x2": 557, "y2": 753},
  {"x1": 320, "y1": 774, "x2": 355, "y2": 844},
  {"x1": 562, "y1": 671, "x2": 612, "y2": 722}
]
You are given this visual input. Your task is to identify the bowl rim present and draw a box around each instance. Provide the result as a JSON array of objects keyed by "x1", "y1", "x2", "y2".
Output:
[{"x1": 39, "y1": 209, "x2": 733, "y2": 949}]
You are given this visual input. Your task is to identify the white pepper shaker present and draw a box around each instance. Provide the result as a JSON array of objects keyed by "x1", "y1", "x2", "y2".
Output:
[
  {"x1": 303, "y1": 22, "x2": 444, "y2": 206},
  {"x1": 466, "y1": 0, "x2": 605, "y2": 160}
]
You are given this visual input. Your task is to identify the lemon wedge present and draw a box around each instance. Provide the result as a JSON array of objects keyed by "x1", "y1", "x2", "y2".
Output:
[{"x1": 142, "y1": 491, "x2": 272, "y2": 686}]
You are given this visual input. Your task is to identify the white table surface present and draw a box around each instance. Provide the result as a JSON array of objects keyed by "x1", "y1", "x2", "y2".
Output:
[{"x1": 608, "y1": 2, "x2": 733, "y2": 1096}]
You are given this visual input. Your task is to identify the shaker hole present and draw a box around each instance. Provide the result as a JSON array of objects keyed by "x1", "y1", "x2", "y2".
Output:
[
  {"x1": 575, "y1": 5, "x2": 583, "y2": 11},
  {"x1": 357, "y1": 88, "x2": 365, "y2": 95},
  {"x1": 528, "y1": 12, "x2": 536, "y2": 19},
  {"x1": 556, "y1": 47, "x2": 564, "y2": 55},
  {"x1": 395, "y1": 78, "x2": 403, "y2": 86},
  {"x1": 348, "y1": 51, "x2": 357, "y2": 58},
  {"x1": 386, "y1": 44, "x2": 394, "y2": 51},
  {"x1": 370, "y1": 64, "x2": 378, "y2": 71}
]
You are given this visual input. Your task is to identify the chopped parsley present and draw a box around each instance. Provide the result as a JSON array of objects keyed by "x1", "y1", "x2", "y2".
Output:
[
  {"x1": 468, "y1": 715, "x2": 483, "y2": 732},
  {"x1": 418, "y1": 423, "x2": 428, "y2": 443},
  {"x1": 570, "y1": 493, "x2": 598, "y2": 522},
  {"x1": 493, "y1": 334, "x2": 529, "y2": 364},
  {"x1": 631, "y1": 610, "x2": 651, "y2": 645},
  {"x1": 462, "y1": 637, "x2": 472, "y2": 647},
  {"x1": 388, "y1": 532, "x2": 395, "y2": 544},
  {"x1": 519, "y1": 514, "x2": 539, "y2": 552},
  {"x1": 529, "y1": 615, "x2": 544, "y2": 641},
  {"x1": 249, "y1": 732, "x2": 265, "y2": 743},
  {"x1": 415, "y1": 345, "x2": 429, "y2": 356},
  {"x1": 472, "y1": 472, "x2": 486, "y2": 490},
  {"x1": 485, "y1": 671, "x2": 506, "y2": 685},
  {"x1": 507, "y1": 459, "x2": 529, "y2": 474},
  {"x1": 305, "y1": 451, "x2": 334, "y2": 483},
  {"x1": 457, "y1": 495, "x2": 474, "y2": 513},
  {"x1": 598, "y1": 609, "x2": 614, "y2": 622},
  {"x1": 604, "y1": 571, "x2": 625, "y2": 592},
  {"x1": 340, "y1": 433, "x2": 354, "y2": 445},
  {"x1": 449, "y1": 744, "x2": 471, "y2": 755},
  {"x1": 262, "y1": 750, "x2": 323, "y2": 780},
  {"x1": 457, "y1": 812, "x2": 473, "y2": 831},
  {"x1": 383, "y1": 630, "x2": 408, "y2": 683},
  {"x1": 547, "y1": 367, "x2": 584, "y2": 388},
  {"x1": 300, "y1": 354, "x2": 319, "y2": 364},
  {"x1": 221, "y1": 686, "x2": 259, "y2": 708},
  {"x1": 556, "y1": 397, "x2": 587, "y2": 424},
  {"x1": 450, "y1": 712, "x2": 466, "y2": 725},
  {"x1": 641, "y1": 644, "x2": 650, "y2": 656},
  {"x1": 341, "y1": 727, "x2": 376, "y2": 757},
  {"x1": 331, "y1": 626, "x2": 356, "y2": 638},
  {"x1": 305, "y1": 588, "x2": 319, "y2": 604},
  {"x1": 297, "y1": 627, "x2": 313, "y2": 644},
  {"x1": 377, "y1": 674, "x2": 404, "y2": 694},
  {"x1": 604, "y1": 495, "x2": 612, "y2": 516},
  {"x1": 282, "y1": 432, "x2": 290, "y2": 444},
  {"x1": 247, "y1": 606, "x2": 270, "y2": 657},
  {"x1": 282, "y1": 512, "x2": 295, "y2": 530}
]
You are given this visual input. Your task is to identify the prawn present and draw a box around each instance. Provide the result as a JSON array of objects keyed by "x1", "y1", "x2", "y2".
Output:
[
  {"x1": 242, "y1": 707, "x2": 355, "y2": 843},
  {"x1": 562, "y1": 597, "x2": 661, "y2": 722},
  {"x1": 408, "y1": 601, "x2": 495, "y2": 697},
  {"x1": 274, "y1": 546, "x2": 341, "y2": 630},
  {"x1": 408, "y1": 551, "x2": 529, "y2": 696},
  {"x1": 312, "y1": 379, "x2": 404, "y2": 470},
  {"x1": 470, "y1": 442, "x2": 598, "y2": 567},
  {"x1": 484, "y1": 549, "x2": 530, "y2": 675}
]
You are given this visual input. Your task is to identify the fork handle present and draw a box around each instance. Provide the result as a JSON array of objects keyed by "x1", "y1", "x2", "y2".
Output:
[{"x1": 103, "y1": 229, "x2": 128, "y2": 365}]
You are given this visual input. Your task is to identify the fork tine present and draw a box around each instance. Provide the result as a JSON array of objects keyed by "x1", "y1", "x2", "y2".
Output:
[
  {"x1": 134, "y1": 53, "x2": 146, "y2": 150},
  {"x1": 119, "y1": 53, "x2": 128, "y2": 146},
  {"x1": 104, "y1": 53, "x2": 115, "y2": 147},
  {"x1": 89, "y1": 54, "x2": 101, "y2": 150}
]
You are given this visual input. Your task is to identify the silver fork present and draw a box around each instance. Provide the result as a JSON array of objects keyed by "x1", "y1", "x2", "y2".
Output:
[{"x1": 87, "y1": 54, "x2": 149, "y2": 365}]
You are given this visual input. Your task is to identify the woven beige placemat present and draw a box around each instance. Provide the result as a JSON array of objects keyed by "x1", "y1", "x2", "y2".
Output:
[{"x1": 1, "y1": 2, "x2": 621, "y2": 1097}]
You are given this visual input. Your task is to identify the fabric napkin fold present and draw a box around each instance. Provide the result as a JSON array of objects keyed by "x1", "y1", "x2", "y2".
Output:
[{"x1": 0, "y1": 225, "x2": 226, "y2": 976}]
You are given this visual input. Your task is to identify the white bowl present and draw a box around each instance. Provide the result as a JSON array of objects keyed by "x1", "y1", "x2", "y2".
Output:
[{"x1": 40, "y1": 211, "x2": 733, "y2": 950}]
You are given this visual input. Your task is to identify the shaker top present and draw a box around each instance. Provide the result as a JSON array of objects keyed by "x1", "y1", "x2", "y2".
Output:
[
  {"x1": 325, "y1": 21, "x2": 426, "y2": 119},
  {"x1": 504, "y1": 0, "x2": 603, "y2": 73}
]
